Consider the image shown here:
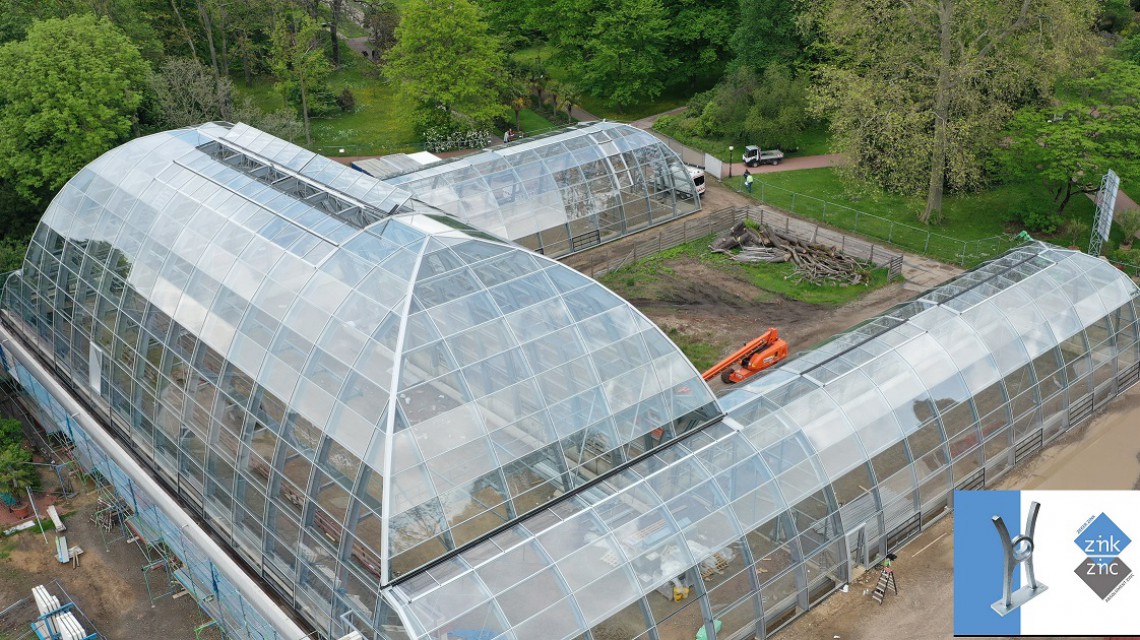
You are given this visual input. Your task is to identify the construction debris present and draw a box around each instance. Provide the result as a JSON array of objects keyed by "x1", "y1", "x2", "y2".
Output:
[{"x1": 711, "y1": 222, "x2": 871, "y2": 286}]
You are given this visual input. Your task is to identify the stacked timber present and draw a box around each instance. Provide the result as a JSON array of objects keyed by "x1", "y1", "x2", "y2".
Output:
[{"x1": 711, "y1": 222, "x2": 870, "y2": 286}]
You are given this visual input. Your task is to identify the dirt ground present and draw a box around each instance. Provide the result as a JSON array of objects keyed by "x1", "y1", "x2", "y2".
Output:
[
  {"x1": 610, "y1": 255, "x2": 912, "y2": 391},
  {"x1": 563, "y1": 180, "x2": 953, "y2": 392},
  {"x1": 776, "y1": 388, "x2": 1140, "y2": 640},
  {"x1": 0, "y1": 488, "x2": 222, "y2": 640}
]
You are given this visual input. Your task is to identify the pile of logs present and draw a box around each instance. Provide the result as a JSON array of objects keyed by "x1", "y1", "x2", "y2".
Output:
[{"x1": 710, "y1": 221, "x2": 870, "y2": 286}]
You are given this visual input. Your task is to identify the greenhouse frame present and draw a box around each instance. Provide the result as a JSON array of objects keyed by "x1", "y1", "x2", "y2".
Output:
[
  {"x1": 380, "y1": 122, "x2": 702, "y2": 258},
  {"x1": 0, "y1": 122, "x2": 1137, "y2": 640}
]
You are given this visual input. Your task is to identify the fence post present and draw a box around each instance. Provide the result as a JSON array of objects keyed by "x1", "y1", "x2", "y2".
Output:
[
  {"x1": 791, "y1": 193, "x2": 797, "y2": 212},
  {"x1": 888, "y1": 223, "x2": 894, "y2": 244},
  {"x1": 822, "y1": 201, "x2": 827, "y2": 222},
  {"x1": 924, "y1": 233, "x2": 930, "y2": 253},
  {"x1": 870, "y1": 245, "x2": 875, "y2": 264},
  {"x1": 761, "y1": 183, "x2": 765, "y2": 202},
  {"x1": 854, "y1": 210, "x2": 860, "y2": 232}
]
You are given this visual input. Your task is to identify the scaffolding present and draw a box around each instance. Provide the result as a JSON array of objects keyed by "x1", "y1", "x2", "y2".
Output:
[
  {"x1": 90, "y1": 492, "x2": 129, "y2": 550},
  {"x1": 124, "y1": 508, "x2": 179, "y2": 605},
  {"x1": 172, "y1": 568, "x2": 225, "y2": 640}
]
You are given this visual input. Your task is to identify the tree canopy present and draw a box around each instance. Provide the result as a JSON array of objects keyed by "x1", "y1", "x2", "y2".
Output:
[
  {"x1": 0, "y1": 14, "x2": 150, "y2": 204},
  {"x1": 270, "y1": 11, "x2": 333, "y2": 145},
  {"x1": 384, "y1": 0, "x2": 505, "y2": 124},
  {"x1": 994, "y1": 58, "x2": 1140, "y2": 216},
  {"x1": 809, "y1": 0, "x2": 1099, "y2": 223},
  {"x1": 729, "y1": 0, "x2": 805, "y2": 71},
  {"x1": 532, "y1": 0, "x2": 678, "y2": 111}
]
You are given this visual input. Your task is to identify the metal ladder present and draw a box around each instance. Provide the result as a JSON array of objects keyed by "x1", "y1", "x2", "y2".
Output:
[{"x1": 871, "y1": 566, "x2": 898, "y2": 605}]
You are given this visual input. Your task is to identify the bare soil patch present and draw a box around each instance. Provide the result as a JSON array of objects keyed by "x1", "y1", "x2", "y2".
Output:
[
  {"x1": 0, "y1": 489, "x2": 221, "y2": 640},
  {"x1": 610, "y1": 255, "x2": 911, "y2": 391}
]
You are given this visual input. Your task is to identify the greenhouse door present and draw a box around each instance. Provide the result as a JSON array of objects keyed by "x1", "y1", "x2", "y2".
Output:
[{"x1": 846, "y1": 524, "x2": 867, "y2": 579}]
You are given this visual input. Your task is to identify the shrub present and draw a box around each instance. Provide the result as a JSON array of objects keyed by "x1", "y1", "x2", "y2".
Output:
[
  {"x1": 336, "y1": 88, "x2": 356, "y2": 112},
  {"x1": 414, "y1": 107, "x2": 491, "y2": 152},
  {"x1": 1115, "y1": 207, "x2": 1140, "y2": 246},
  {"x1": 282, "y1": 82, "x2": 339, "y2": 117},
  {"x1": 1059, "y1": 217, "x2": 1090, "y2": 247},
  {"x1": 1109, "y1": 245, "x2": 1140, "y2": 266},
  {"x1": 1018, "y1": 207, "x2": 1061, "y2": 234}
]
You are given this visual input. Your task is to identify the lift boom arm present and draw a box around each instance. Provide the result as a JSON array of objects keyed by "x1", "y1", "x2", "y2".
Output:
[{"x1": 701, "y1": 328, "x2": 788, "y2": 384}]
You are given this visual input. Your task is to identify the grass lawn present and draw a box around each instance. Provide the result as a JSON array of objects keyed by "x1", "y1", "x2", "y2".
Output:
[
  {"x1": 725, "y1": 168, "x2": 1100, "y2": 264},
  {"x1": 515, "y1": 109, "x2": 557, "y2": 135},
  {"x1": 512, "y1": 46, "x2": 715, "y2": 122},
  {"x1": 652, "y1": 119, "x2": 832, "y2": 160},
  {"x1": 663, "y1": 327, "x2": 722, "y2": 372},
  {"x1": 232, "y1": 54, "x2": 419, "y2": 154},
  {"x1": 600, "y1": 233, "x2": 891, "y2": 308},
  {"x1": 791, "y1": 125, "x2": 832, "y2": 156},
  {"x1": 334, "y1": 19, "x2": 368, "y2": 39}
]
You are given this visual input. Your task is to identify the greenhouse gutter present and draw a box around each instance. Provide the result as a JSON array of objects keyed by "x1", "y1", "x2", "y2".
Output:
[{"x1": 0, "y1": 324, "x2": 312, "y2": 640}]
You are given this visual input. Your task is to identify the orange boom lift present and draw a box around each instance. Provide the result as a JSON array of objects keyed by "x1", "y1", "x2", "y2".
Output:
[{"x1": 701, "y1": 327, "x2": 788, "y2": 385}]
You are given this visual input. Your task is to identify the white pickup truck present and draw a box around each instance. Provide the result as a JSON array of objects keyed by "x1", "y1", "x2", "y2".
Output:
[{"x1": 742, "y1": 145, "x2": 784, "y2": 167}]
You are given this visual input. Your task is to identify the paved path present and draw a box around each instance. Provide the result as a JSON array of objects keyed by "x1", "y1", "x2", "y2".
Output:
[{"x1": 726, "y1": 154, "x2": 843, "y2": 176}]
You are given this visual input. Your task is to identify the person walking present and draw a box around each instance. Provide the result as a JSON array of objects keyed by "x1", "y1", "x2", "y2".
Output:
[{"x1": 744, "y1": 170, "x2": 754, "y2": 194}]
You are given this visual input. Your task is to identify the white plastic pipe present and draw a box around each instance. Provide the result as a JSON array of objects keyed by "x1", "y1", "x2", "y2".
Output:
[{"x1": 0, "y1": 328, "x2": 311, "y2": 640}]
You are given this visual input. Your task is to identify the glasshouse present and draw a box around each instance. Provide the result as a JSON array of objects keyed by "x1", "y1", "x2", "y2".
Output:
[
  {"x1": 0, "y1": 122, "x2": 1137, "y2": 640},
  {"x1": 377, "y1": 122, "x2": 702, "y2": 257}
]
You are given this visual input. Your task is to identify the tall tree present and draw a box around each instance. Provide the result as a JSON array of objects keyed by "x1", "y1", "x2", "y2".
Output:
[
  {"x1": 354, "y1": 0, "x2": 399, "y2": 57},
  {"x1": 994, "y1": 58, "x2": 1140, "y2": 216},
  {"x1": 151, "y1": 57, "x2": 232, "y2": 127},
  {"x1": 271, "y1": 11, "x2": 332, "y2": 145},
  {"x1": 662, "y1": 0, "x2": 736, "y2": 80},
  {"x1": 730, "y1": 0, "x2": 804, "y2": 71},
  {"x1": 536, "y1": 0, "x2": 675, "y2": 112},
  {"x1": 0, "y1": 0, "x2": 166, "y2": 59},
  {"x1": 0, "y1": 14, "x2": 149, "y2": 204},
  {"x1": 384, "y1": 0, "x2": 505, "y2": 124},
  {"x1": 330, "y1": 0, "x2": 342, "y2": 66},
  {"x1": 810, "y1": 0, "x2": 1099, "y2": 223}
]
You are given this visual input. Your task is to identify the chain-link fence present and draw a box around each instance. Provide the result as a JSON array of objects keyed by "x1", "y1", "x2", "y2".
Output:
[{"x1": 746, "y1": 181, "x2": 1017, "y2": 266}]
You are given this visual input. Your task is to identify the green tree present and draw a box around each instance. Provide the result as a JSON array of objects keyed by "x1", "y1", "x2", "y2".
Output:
[
  {"x1": 270, "y1": 11, "x2": 332, "y2": 145},
  {"x1": 538, "y1": 0, "x2": 675, "y2": 112},
  {"x1": 810, "y1": 0, "x2": 1099, "y2": 224},
  {"x1": 730, "y1": 0, "x2": 805, "y2": 71},
  {"x1": 0, "y1": 14, "x2": 149, "y2": 205},
  {"x1": 0, "y1": 419, "x2": 22, "y2": 448},
  {"x1": 0, "y1": 0, "x2": 166, "y2": 60},
  {"x1": 355, "y1": 0, "x2": 400, "y2": 57},
  {"x1": 385, "y1": 0, "x2": 505, "y2": 125},
  {"x1": 662, "y1": 0, "x2": 736, "y2": 80},
  {"x1": 743, "y1": 65, "x2": 811, "y2": 150},
  {"x1": 0, "y1": 443, "x2": 37, "y2": 498},
  {"x1": 994, "y1": 59, "x2": 1140, "y2": 216}
]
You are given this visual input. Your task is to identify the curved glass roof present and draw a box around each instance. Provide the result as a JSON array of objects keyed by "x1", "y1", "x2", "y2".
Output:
[
  {"x1": 4, "y1": 123, "x2": 718, "y2": 592},
  {"x1": 382, "y1": 244, "x2": 1140, "y2": 640},
  {"x1": 384, "y1": 122, "x2": 701, "y2": 257}
]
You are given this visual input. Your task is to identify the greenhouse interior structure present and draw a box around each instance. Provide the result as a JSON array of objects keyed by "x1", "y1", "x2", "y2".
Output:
[{"x1": 0, "y1": 122, "x2": 1137, "y2": 640}]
